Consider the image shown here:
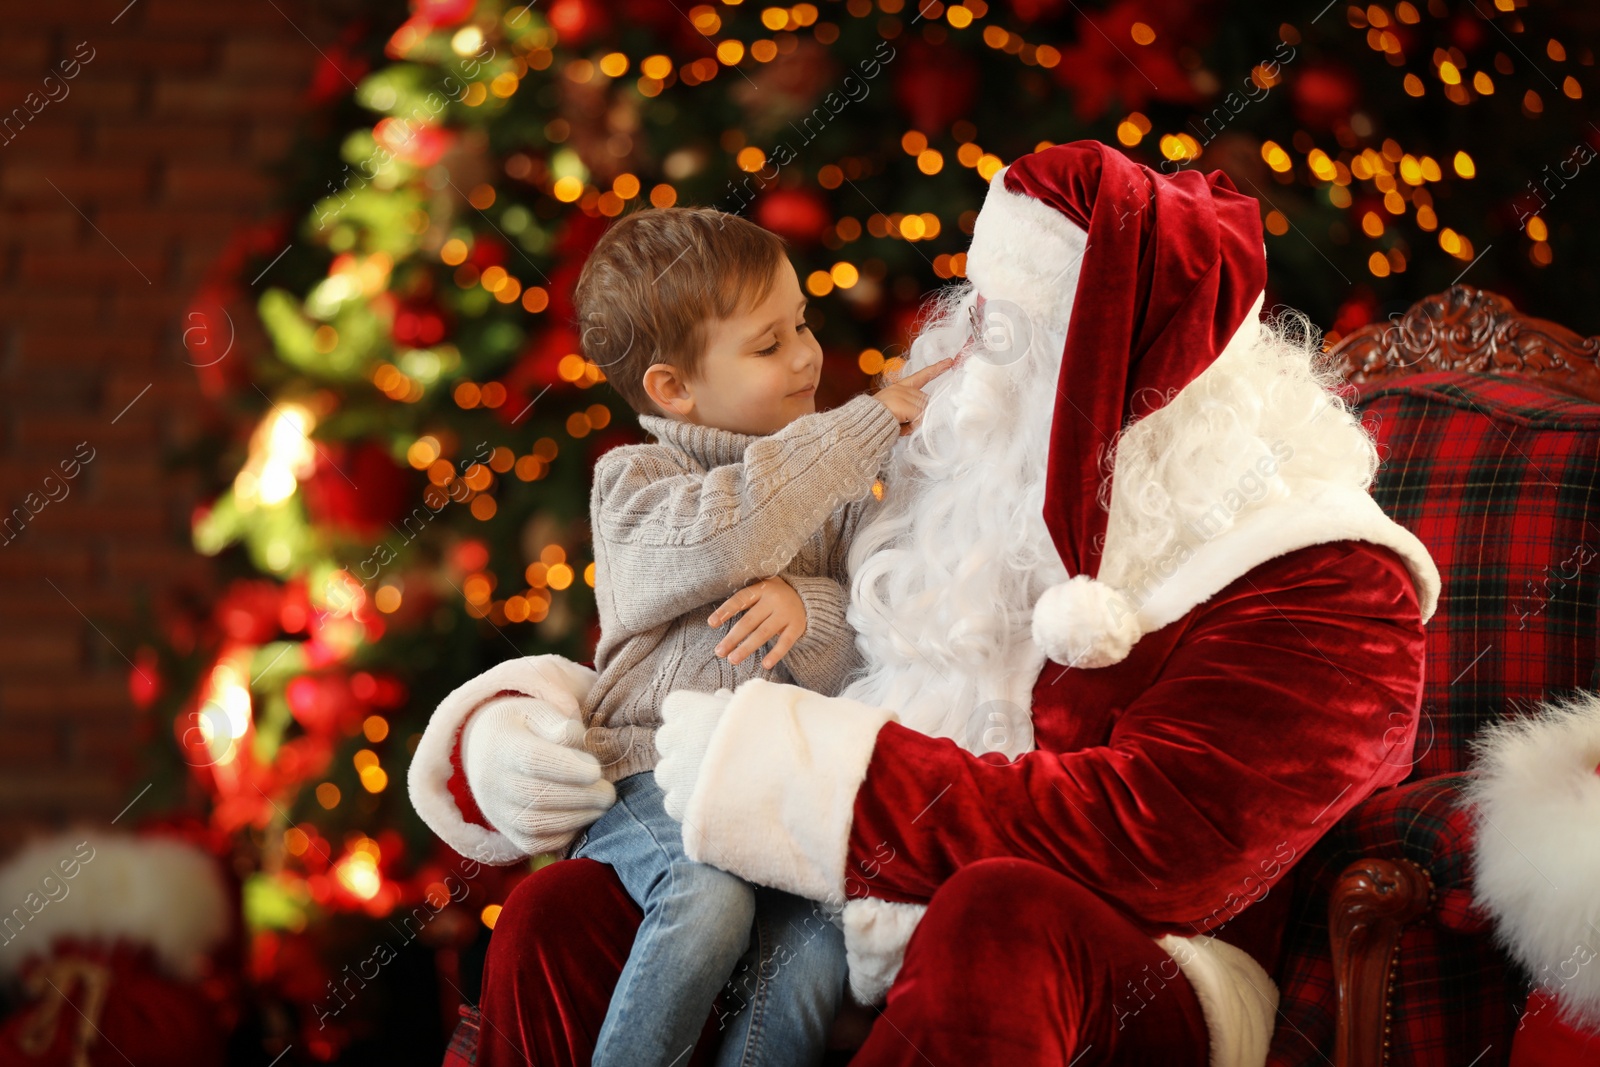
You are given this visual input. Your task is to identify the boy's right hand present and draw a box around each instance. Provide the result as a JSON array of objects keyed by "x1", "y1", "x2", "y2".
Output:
[{"x1": 872, "y1": 357, "x2": 957, "y2": 435}]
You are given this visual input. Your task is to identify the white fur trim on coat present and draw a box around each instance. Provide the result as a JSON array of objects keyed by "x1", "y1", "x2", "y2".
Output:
[
  {"x1": 0, "y1": 831, "x2": 230, "y2": 982},
  {"x1": 1099, "y1": 479, "x2": 1440, "y2": 649},
  {"x1": 678, "y1": 678, "x2": 898, "y2": 904},
  {"x1": 964, "y1": 165, "x2": 1089, "y2": 333},
  {"x1": 1465, "y1": 690, "x2": 1600, "y2": 1029},
  {"x1": 841, "y1": 898, "x2": 926, "y2": 1006},
  {"x1": 1156, "y1": 934, "x2": 1279, "y2": 1067},
  {"x1": 407, "y1": 654, "x2": 597, "y2": 866}
]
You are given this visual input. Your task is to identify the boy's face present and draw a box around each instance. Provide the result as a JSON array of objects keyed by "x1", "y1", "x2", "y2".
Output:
[{"x1": 667, "y1": 259, "x2": 822, "y2": 436}]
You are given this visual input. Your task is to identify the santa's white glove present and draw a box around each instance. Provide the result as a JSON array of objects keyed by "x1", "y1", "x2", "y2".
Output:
[
  {"x1": 654, "y1": 688, "x2": 733, "y2": 821},
  {"x1": 461, "y1": 695, "x2": 615, "y2": 858}
]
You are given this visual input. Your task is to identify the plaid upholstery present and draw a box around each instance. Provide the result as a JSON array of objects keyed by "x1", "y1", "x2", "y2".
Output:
[
  {"x1": 1270, "y1": 369, "x2": 1600, "y2": 1067},
  {"x1": 444, "y1": 1003, "x2": 479, "y2": 1067},
  {"x1": 1356, "y1": 371, "x2": 1600, "y2": 781},
  {"x1": 1269, "y1": 774, "x2": 1517, "y2": 1065}
]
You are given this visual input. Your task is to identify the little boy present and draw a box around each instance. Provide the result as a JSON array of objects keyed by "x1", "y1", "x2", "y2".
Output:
[{"x1": 513, "y1": 205, "x2": 949, "y2": 1067}]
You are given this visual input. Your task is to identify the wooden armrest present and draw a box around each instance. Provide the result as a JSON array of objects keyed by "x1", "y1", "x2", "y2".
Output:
[{"x1": 1330, "y1": 857, "x2": 1435, "y2": 1067}]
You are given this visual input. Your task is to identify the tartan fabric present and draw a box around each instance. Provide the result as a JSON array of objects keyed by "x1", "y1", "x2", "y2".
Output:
[
  {"x1": 1270, "y1": 369, "x2": 1600, "y2": 1067},
  {"x1": 1268, "y1": 774, "x2": 1518, "y2": 1066},
  {"x1": 444, "y1": 1003, "x2": 480, "y2": 1067},
  {"x1": 1354, "y1": 371, "x2": 1600, "y2": 781}
]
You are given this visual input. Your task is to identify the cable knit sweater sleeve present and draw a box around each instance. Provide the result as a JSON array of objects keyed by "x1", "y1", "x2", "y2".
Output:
[
  {"x1": 593, "y1": 393, "x2": 900, "y2": 636},
  {"x1": 776, "y1": 574, "x2": 859, "y2": 695},
  {"x1": 778, "y1": 473, "x2": 886, "y2": 693}
]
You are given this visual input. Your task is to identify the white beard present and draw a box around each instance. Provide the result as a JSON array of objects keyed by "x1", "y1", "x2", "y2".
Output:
[{"x1": 840, "y1": 289, "x2": 1069, "y2": 759}]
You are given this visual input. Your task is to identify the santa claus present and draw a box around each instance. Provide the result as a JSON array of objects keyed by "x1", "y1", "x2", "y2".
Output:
[{"x1": 408, "y1": 139, "x2": 1440, "y2": 1065}]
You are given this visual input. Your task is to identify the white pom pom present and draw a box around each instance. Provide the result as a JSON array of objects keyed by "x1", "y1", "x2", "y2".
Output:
[{"x1": 1031, "y1": 575, "x2": 1143, "y2": 669}]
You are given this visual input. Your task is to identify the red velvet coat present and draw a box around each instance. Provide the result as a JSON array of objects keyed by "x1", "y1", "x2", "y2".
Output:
[{"x1": 839, "y1": 538, "x2": 1426, "y2": 965}]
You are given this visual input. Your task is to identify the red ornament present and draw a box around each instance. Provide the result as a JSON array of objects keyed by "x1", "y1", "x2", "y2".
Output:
[
  {"x1": 300, "y1": 442, "x2": 420, "y2": 541},
  {"x1": 894, "y1": 37, "x2": 979, "y2": 133},
  {"x1": 413, "y1": 0, "x2": 475, "y2": 27},
  {"x1": 270, "y1": 734, "x2": 334, "y2": 786},
  {"x1": 215, "y1": 579, "x2": 285, "y2": 645},
  {"x1": 390, "y1": 294, "x2": 451, "y2": 347},
  {"x1": 1448, "y1": 15, "x2": 1487, "y2": 54},
  {"x1": 183, "y1": 292, "x2": 251, "y2": 399},
  {"x1": 129, "y1": 646, "x2": 163, "y2": 710},
  {"x1": 754, "y1": 188, "x2": 832, "y2": 246},
  {"x1": 501, "y1": 325, "x2": 581, "y2": 424},
  {"x1": 547, "y1": 0, "x2": 610, "y2": 48},
  {"x1": 279, "y1": 577, "x2": 311, "y2": 634},
  {"x1": 466, "y1": 234, "x2": 509, "y2": 271},
  {"x1": 285, "y1": 673, "x2": 364, "y2": 736},
  {"x1": 544, "y1": 212, "x2": 611, "y2": 323},
  {"x1": 304, "y1": 25, "x2": 371, "y2": 108},
  {"x1": 452, "y1": 539, "x2": 491, "y2": 574},
  {"x1": 1291, "y1": 62, "x2": 1361, "y2": 131},
  {"x1": 1331, "y1": 288, "x2": 1379, "y2": 338},
  {"x1": 374, "y1": 118, "x2": 458, "y2": 168},
  {"x1": 1010, "y1": 0, "x2": 1069, "y2": 21},
  {"x1": 1050, "y1": 0, "x2": 1201, "y2": 123}
]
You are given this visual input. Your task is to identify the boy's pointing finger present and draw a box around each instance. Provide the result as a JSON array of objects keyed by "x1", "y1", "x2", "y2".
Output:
[{"x1": 897, "y1": 356, "x2": 957, "y2": 391}]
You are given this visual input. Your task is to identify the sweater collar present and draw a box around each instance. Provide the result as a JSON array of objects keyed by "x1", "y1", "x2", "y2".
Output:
[{"x1": 637, "y1": 414, "x2": 759, "y2": 468}]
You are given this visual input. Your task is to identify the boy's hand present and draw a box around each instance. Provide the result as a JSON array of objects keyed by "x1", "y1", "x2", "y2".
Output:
[
  {"x1": 709, "y1": 577, "x2": 807, "y2": 670},
  {"x1": 872, "y1": 356, "x2": 957, "y2": 435}
]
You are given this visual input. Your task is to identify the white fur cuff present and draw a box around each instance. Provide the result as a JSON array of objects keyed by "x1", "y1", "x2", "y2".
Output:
[
  {"x1": 1156, "y1": 934, "x2": 1279, "y2": 1067},
  {"x1": 679, "y1": 679, "x2": 898, "y2": 903},
  {"x1": 1466, "y1": 690, "x2": 1600, "y2": 1029},
  {"x1": 407, "y1": 654, "x2": 596, "y2": 866},
  {"x1": 842, "y1": 898, "x2": 927, "y2": 1005}
]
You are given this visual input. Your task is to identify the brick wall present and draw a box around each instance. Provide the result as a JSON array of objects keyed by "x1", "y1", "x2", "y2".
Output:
[{"x1": 0, "y1": 0, "x2": 348, "y2": 855}]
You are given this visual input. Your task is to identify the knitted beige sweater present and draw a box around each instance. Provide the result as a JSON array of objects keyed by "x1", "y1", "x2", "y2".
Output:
[{"x1": 581, "y1": 392, "x2": 902, "y2": 782}]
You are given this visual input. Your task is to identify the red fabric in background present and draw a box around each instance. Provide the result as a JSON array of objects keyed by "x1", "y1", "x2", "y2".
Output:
[
  {"x1": 0, "y1": 941, "x2": 227, "y2": 1067},
  {"x1": 1509, "y1": 991, "x2": 1600, "y2": 1067}
]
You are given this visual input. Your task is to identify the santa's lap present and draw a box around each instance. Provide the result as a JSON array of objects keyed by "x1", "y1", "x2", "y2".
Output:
[{"x1": 475, "y1": 854, "x2": 1208, "y2": 1066}]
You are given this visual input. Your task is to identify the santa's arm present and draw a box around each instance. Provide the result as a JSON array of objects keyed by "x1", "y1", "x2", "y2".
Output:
[{"x1": 671, "y1": 540, "x2": 1426, "y2": 930}]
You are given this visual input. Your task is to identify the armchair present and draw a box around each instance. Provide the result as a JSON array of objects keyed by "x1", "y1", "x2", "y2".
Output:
[{"x1": 1268, "y1": 285, "x2": 1600, "y2": 1067}]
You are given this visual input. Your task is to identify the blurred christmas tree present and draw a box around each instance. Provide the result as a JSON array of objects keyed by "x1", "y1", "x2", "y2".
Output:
[{"x1": 121, "y1": 0, "x2": 1595, "y2": 1060}]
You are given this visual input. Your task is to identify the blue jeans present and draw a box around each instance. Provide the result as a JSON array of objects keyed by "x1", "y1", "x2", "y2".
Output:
[{"x1": 570, "y1": 772, "x2": 848, "y2": 1067}]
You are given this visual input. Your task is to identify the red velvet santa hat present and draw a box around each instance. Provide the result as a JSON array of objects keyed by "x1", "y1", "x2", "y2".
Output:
[{"x1": 965, "y1": 139, "x2": 1268, "y2": 668}]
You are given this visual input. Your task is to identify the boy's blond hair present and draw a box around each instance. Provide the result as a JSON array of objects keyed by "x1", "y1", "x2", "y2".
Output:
[{"x1": 572, "y1": 206, "x2": 791, "y2": 416}]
